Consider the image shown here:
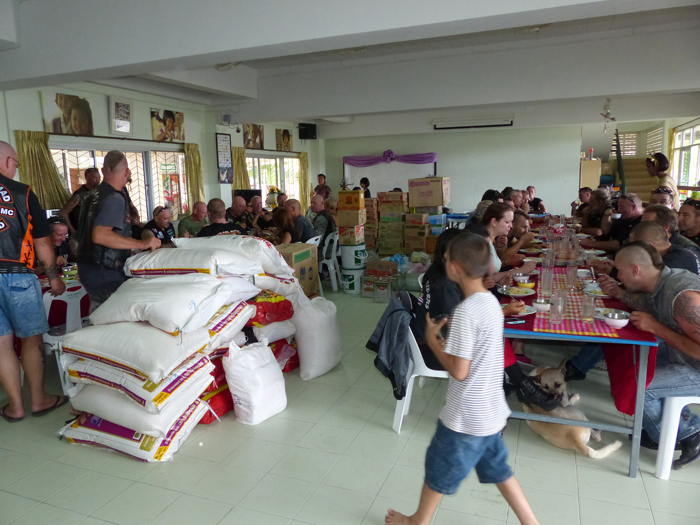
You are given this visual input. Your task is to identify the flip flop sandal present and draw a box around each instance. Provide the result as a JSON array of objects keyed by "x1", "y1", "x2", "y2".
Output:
[
  {"x1": 0, "y1": 404, "x2": 24, "y2": 423},
  {"x1": 32, "y1": 395, "x2": 68, "y2": 417}
]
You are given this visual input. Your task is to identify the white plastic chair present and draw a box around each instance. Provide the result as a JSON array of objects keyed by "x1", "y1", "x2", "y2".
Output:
[
  {"x1": 319, "y1": 231, "x2": 341, "y2": 293},
  {"x1": 418, "y1": 273, "x2": 424, "y2": 289},
  {"x1": 655, "y1": 396, "x2": 700, "y2": 479},
  {"x1": 42, "y1": 281, "x2": 89, "y2": 354},
  {"x1": 393, "y1": 328, "x2": 449, "y2": 434},
  {"x1": 306, "y1": 235, "x2": 322, "y2": 245}
]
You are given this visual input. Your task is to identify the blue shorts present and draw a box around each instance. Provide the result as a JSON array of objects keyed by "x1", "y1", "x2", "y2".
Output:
[
  {"x1": 424, "y1": 420, "x2": 513, "y2": 495},
  {"x1": 0, "y1": 273, "x2": 50, "y2": 338}
]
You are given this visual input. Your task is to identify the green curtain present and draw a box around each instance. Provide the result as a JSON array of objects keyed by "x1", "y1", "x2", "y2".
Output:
[
  {"x1": 231, "y1": 146, "x2": 250, "y2": 193},
  {"x1": 14, "y1": 130, "x2": 71, "y2": 209},
  {"x1": 298, "y1": 152, "x2": 310, "y2": 211},
  {"x1": 184, "y1": 143, "x2": 205, "y2": 212}
]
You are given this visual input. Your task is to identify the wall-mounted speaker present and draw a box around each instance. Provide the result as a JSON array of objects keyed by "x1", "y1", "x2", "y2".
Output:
[
  {"x1": 298, "y1": 123, "x2": 317, "y2": 140},
  {"x1": 221, "y1": 113, "x2": 233, "y2": 126}
]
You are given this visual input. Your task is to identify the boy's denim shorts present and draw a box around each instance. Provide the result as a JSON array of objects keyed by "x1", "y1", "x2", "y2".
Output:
[
  {"x1": 424, "y1": 420, "x2": 513, "y2": 495},
  {"x1": 0, "y1": 273, "x2": 49, "y2": 338}
]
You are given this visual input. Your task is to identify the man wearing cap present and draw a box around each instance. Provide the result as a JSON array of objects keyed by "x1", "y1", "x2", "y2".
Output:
[{"x1": 142, "y1": 205, "x2": 176, "y2": 244}]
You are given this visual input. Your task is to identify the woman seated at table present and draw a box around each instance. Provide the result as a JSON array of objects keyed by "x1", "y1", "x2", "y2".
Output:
[
  {"x1": 272, "y1": 208, "x2": 301, "y2": 244},
  {"x1": 412, "y1": 227, "x2": 558, "y2": 410}
]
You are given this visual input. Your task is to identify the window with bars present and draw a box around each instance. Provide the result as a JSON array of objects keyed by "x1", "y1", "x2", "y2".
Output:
[
  {"x1": 246, "y1": 155, "x2": 300, "y2": 205},
  {"x1": 50, "y1": 148, "x2": 187, "y2": 221},
  {"x1": 672, "y1": 125, "x2": 700, "y2": 188},
  {"x1": 646, "y1": 127, "x2": 663, "y2": 156},
  {"x1": 610, "y1": 133, "x2": 637, "y2": 157}
]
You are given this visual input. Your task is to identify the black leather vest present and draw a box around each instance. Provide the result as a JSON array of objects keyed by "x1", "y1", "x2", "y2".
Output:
[
  {"x1": 68, "y1": 184, "x2": 91, "y2": 230},
  {"x1": 76, "y1": 182, "x2": 132, "y2": 270},
  {"x1": 0, "y1": 175, "x2": 34, "y2": 269}
]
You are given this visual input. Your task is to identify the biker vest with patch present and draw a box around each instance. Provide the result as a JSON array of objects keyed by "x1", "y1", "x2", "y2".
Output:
[
  {"x1": 0, "y1": 175, "x2": 35, "y2": 272},
  {"x1": 76, "y1": 182, "x2": 132, "y2": 270},
  {"x1": 68, "y1": 184, "x2": 91, "y2": 231}
]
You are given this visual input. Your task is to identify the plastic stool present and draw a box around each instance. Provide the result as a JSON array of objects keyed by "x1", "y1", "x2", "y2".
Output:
[
  {"x1": 655, "y1": 396, "x2": 700, "y2": 479},
  {"x1": 42, "y1": 281, "x2": 89, "y2": 353}
]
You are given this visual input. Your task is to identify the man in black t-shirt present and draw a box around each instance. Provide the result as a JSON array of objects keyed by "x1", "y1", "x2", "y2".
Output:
[
  {"x1": 527, "y1": 185, "x2": 545, "y2": 213},
  {"x1": 141, "y1": 206, "x2": 176, "y2": 244},
  {"x1": 199, "y1": 198, "x2": 246, "y2": 237},
  {"x1": 225, "y1": 196, "x2": 252, "y2": 233},
  {"x1": 58, "y1": 167, "x2": 101, "y2": 236},
  {"x1": 581, "y1": 193, "x2": 643, "y2": 253},
  {"x1": 679, "y1": 199, "x2": 700, "y2": 247}
]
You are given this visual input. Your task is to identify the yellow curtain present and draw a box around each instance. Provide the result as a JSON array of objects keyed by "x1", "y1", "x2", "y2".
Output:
[
  {"x1": 14, "y1": 130, "x2": 71, "y2": 209},
  {"x1": 184, "y1": 143, "x2": 205, "y2": 211},
  {"x1": 667, "y1": 127, "x2": 677, "y2": 180},
  {"x1": 298, "y1": 152, "x2": 310, "y2": 211},
  {"x1": 231, "y1": 146, "x2": 250, "y2": 194}
]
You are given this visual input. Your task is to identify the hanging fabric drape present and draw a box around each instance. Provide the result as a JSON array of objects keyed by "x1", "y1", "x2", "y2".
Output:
[
  {"x1": 183, "y1": 143, "x2": 205, "y2": 213},
  {"x1": 14, "y1": 130, "x2": 71, "y2": 209},
  {"x1": 667, "y1": 127, "x2": 677, "y2": 179},
  {"x1": 231, "y1": 146, "x2": 250, "y2": 194},
  {"x1": 298, "y1": 152, "x2": 310, "y2": 211},
  {"x1": 343, "y1": 150, "x2": 437, "y2": 168}
]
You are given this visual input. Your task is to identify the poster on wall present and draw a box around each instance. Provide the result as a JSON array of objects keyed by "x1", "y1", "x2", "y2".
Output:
[
  {"x1": 275, "y1": 129, "x2": 292, "y2": 151},
  {"x1": 151, "y1": 108, "x2": 185, "y2": 142},
  {"x1": 109, "y1": 97, "x2": 133, "y2": 136},
  {"x1": 216, "y1": 133, "x2": 233, "y2": 184},
  {"x1": 40, "y1": 91, "x2": 95, "y2": 136},
  {"x1": 243, "y1": 124, "x2": 264, "y2": 149}
]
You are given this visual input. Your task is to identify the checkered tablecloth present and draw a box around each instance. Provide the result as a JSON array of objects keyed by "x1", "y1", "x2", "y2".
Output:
[{"x1": 533, "y1": 267, "x2": 619, "y2": 337}]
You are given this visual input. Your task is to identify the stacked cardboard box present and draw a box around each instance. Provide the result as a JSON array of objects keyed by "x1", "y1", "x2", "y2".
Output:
[
  {"x1": 364, "y1": 198, "x2": 379, "y2": 249},
  {"x1": 277, "y1": 243, "x2": 319, "y2": 296},
  {"x1": 377, "y1": 222, "x2": 404, "y2": 255},
  {"x1": 376, "y1": 192, "x2": 409, "y2": 255},
  {"x1": 406, "y1": 178, "x2": 452, "y2": 256},
  {"x1": 337, "y1": 190, "x2": 366, "y2": 246},
  {"x1": 408, "y1": 177, "x2": 450, "y2": 208}
]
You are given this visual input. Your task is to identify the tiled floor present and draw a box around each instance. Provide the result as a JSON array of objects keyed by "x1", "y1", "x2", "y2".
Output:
[{"x1": 2, "y1": 289, "x2": 700, "y2": 524}]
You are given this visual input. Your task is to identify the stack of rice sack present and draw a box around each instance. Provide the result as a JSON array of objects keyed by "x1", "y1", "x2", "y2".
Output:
[{"x1": 58, "y1": 274, "x2": 257, "y2": 461}]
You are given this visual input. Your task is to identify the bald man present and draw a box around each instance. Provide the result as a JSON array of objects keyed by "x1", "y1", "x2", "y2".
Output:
[
  {"x1": 249, "y1": 195, "x2": 274, "y2": 231},
  {"x1": 178, "y1": 201, "x2": 208, "y2": 237},
  {"x1": 285, "y1": 198, "x2": 315, "y2": 242},
  {"x1": 568, "y1": 242, "x2": 700, "y2": 468},
  {"x1": 226, "y1": 196, "x2": 252, "y2": 233},
  {"x1": 642, "y1": 204, "x2": 700, "y2": 261},
  {"x1": 0, "y1": 141, "x2": 69, "y2": 422},
  {"x1": 580, "y1": 193, "x2": 644, "y2": 253},
  {"x1": 629, "y1": 221, "x2": 699, "y2": 274},
  {"x1": 310, "y1": 194, "x2": 336, "y2": 251},
  {"x1": 198, "y1": 198, "x2": 246, "y2": 237}
]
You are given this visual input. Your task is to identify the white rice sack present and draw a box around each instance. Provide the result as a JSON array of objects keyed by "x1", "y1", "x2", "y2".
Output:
[
  {"x1": 68, "y1": 353, "x2": 214, "y2": 413},
  {"x1": 223, "y1": 339, "x2": 287, "y2": 425},
  {"x1": 90, "y1": 274, "x2": 233, "y2": 334},
  {"x1": 61, "y1": 323, "x2": 210, "y2": 383},
  {"x1": 253, "y1": 320, "x2": 296, "y2": 343},
  {"x1": 253, "y1": 273, "x2": 302, "y2": 297},
  {"x1": 59, "y1": 399, "x2": 207, "y2": 462},
  {"x1": 70, "y1": 382, "x2": 210, "y2": 438},
  {"x1": 292, "y1": 296, "x2": 342, "y2": 380},
  {"x1": 218, "y1": 276, "x2": 261, "y2": 304},
  {"x1": 209, "y1": 331, "x2": 249, "y2": 360},
  {"x1": 204, "y1": 301, "x2": 256, "y2": 351},
  {"x1": 173, "y1": 236, "x2": 293, "y2": 278},
  {"x1": 124, "y1": 248, "x2": 263, "y2": 278}
]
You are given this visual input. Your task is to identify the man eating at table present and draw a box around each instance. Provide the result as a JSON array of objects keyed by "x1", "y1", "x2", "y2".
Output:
[
  {"x1": 580, "y1": 193, "x2": 644, "y2": 253},
  {"x1": 566, "y1": 242, "x2": 700, "y2": 469}
]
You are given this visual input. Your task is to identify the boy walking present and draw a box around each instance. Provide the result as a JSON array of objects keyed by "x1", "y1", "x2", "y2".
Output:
[{"x1": 386, "y1": 233, "x2": 539, "y2": 525}]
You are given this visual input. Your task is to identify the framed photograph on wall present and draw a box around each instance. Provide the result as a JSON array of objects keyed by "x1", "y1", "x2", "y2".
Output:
[
  {"x1": 109, "y1": 97, "x2": 134, "y2": 136},
  {"x1": 216, "y1": 132, "x2": 233, "y2": 184},
  {"x1": 41, "y1": 91, "x2": 95, "y2": 136}
]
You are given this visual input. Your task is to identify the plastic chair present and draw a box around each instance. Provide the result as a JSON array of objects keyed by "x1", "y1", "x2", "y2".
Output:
[
  {"x1": 417, "y1": 273, "x2": 424, "y2": 289},
  {"x1": 393, "y1": 328, "x2": 449, "y2": 434},
  {"x1": 319, "y1": 231, "x2": 341, "y2": 293},
  {"x1": 655, "y1": 396, "x2": 700, "y2": 479},
  {"x1": 306, "y1": 235, "x2": 322, "y2": 245},
  {"x1": 42, "y1": 281, "x2": 89, "y2": 354}
]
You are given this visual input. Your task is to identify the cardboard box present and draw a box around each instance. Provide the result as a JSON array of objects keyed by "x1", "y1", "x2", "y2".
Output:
[
  {"x1": 338, "y1": 190, "x2": 365, "y2": 210},
  {"x1": 408, "y1": 177, "x2": 451, "y2": 207},
  {"x1": 405, "y1": 213, "x2": 429, "y2": 225},
  {"x1": 410, "y1": 206, "x2": 443, "y2": 215},
  {"x1": 405, "y1": 238, "x2": 428, "y2": 253},
  {"x1": 365, "y1": 198, "x2": 378, "y2": 210},
  {"x1": 276, "y1": 243, "x2": 319, "y2": 296},
  {"x1": 338, "y1": 209, "x2": 367, "y2": 227},
  {"x1": 378, "y1": 221, "x2": 405, "y2": 232},
  {"x1": 366, "y1": 260, "x2": 399, "y2": 277},
  {"x1": 426, "y1": 235, "x2": 439, "y2": 255},
  {"x1": 338, "y1": 225, "x2": 365, "y2": 245},
  {"x1": 405, "y1": 225, "x2": 430, "y2": 241},
  {"x1": 377, "y1": 192, "x2": 409, "y2": 203},
  {"x1": 428, "y1": 214, "x2": 447, "y2": 226}
]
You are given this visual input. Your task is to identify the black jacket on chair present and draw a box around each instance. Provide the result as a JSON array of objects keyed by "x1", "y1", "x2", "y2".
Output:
[{"x1": 366, "y1": 291, "x2": 417, "y2": 400}]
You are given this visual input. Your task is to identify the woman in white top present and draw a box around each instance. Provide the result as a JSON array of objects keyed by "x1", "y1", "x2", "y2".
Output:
[{"x1": 481, "y1": 202, "x2": 536, "y2": 283}]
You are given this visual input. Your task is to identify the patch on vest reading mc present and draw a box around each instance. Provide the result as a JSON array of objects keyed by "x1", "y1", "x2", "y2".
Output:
[
  {"x1": 0, "y1": 206, "x2": 15, "y2": 217},
  {"x1": 0, "y1": 185, "x2": 13, "y2": 204}
]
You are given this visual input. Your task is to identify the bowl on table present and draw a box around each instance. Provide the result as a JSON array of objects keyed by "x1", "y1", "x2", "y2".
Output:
[
  {"x1": 582, "y1": 279, "x2": 599, "y2": 290},
  {"x1": 533, "y1": 299, "x2": 550, "y2": 312},
  {"x1": 513, "y1": 273, "x2": 530, "y2": 283},
  {"x1": 577, "y1": 269, "x2": 591, "y2": 279},
  {"x1": 516, "y1": 280, "x2": 536, "y2": 289},
  {"x1": 604, "y1": 311, "x2": 630, "y2": 329}
]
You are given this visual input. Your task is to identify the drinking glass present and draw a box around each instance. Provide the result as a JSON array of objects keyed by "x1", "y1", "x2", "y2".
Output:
[
  {"x1": 582, "y1": 295, "x2": 596, "y2": 323},
  {"x1": 566, "y1": 263, "x2": 578, "y2": 289},
  {"x1": 550, "y1": 290, "x2": 567, "y2": 324},
  {"x1": 541, "y1": 268, "x2": 554, "y2": 297}
]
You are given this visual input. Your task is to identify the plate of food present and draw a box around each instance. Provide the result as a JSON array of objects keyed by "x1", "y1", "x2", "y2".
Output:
[
  {"x1": 503, "y1": 304, "x2": 537, "y2": 316},
  {"x1": 505, "y1": 287, "x2": 536, "y2": 297},
  {"x1": 584, "y1": 289, "x2": 611, "y2": 298},
  {"x1": 595, "y1": 307, "x2": 619, "y2": 320},
  {"x1": 520, "y1": 248, "x2": 542, "y2": 255},
  {"x1": 584, "y1": 249, "x2": 607, "y2": 256},
  {"x1": 523, "y1": 257, "x2": 543, "y2": 264},
  {"x1": 529, "y1": 269, "x2": 540, "y2": 276}
]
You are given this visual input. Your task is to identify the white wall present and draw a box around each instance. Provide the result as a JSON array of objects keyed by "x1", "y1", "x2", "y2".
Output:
[{"x1": 324, "y1": 126, "x2": 581, "y2": 215}]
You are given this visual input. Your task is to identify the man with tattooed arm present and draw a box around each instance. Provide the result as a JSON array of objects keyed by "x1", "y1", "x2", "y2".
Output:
[{"x1": 0, "y1": 141, "x2": 68, "y2": 423}]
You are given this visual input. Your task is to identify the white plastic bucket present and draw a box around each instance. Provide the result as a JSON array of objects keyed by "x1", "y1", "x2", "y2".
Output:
[
  {"x1": 340, "y1": 268, "x2": 364, "y2": 295},
  {"x1": 341, "y1": 244, "x2": 368, "y2": 270}
]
